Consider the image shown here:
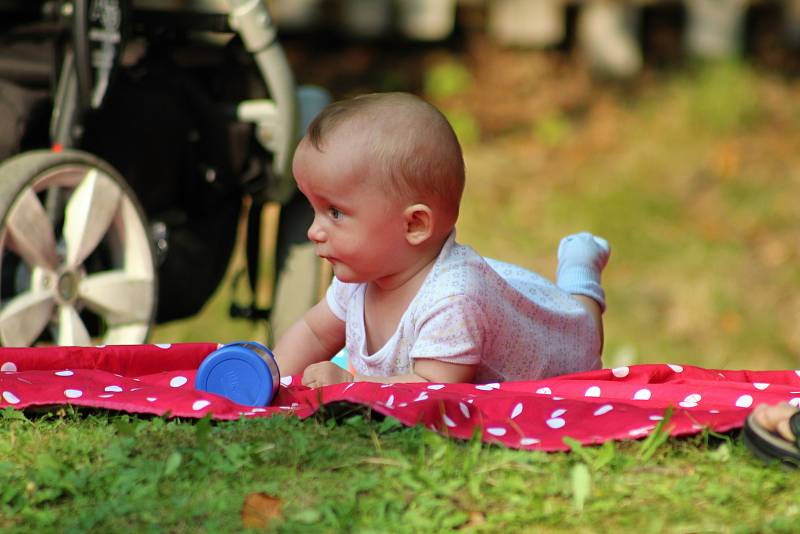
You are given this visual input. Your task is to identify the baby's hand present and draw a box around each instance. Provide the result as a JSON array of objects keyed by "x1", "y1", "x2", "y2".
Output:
[{"x1": 302, "y1": 361, "x2": 354, "y2": 388}]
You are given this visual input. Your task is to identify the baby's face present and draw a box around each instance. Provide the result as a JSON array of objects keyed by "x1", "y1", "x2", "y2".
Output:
[{"x1": 293, "y1": 137, "x2": 411, "y2": 284}]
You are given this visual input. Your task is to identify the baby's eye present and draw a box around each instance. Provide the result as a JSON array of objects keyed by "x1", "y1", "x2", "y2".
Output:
[{"x1": 329, "y1": 207, "x2": 342, "y2": 220}]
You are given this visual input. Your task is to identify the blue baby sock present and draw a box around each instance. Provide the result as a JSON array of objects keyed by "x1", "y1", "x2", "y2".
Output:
[{"x1": 556, "y1": 232, "x2": 610, "y2": 312}]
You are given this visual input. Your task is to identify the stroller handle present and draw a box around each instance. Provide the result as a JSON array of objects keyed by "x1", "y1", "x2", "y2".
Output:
[{"x1": 229, "y1": 0, "x2": 299, "y2": 204}]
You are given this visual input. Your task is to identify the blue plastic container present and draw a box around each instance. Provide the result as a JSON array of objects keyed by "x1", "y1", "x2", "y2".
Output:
[{"x1": 195, "y1": 341, "x2": 280, "y2": 407}]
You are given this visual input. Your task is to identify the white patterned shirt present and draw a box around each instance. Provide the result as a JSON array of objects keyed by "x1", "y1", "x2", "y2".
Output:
[{"x1": 325, "y1": 231, "x2": 601, "y2": 382}]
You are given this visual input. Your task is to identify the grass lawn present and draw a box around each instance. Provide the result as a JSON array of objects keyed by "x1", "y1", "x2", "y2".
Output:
[
  {"x1": 1, "y1": 406, "x2": 798, "y2": 533},
  {"x1": 3, "y1": 51, "x2": 800, "y2": 531}
]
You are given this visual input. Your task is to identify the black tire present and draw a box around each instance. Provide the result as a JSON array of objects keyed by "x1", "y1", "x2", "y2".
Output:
[{"x1": 0, "y1": 149, "x2": 157, "y2": 346}]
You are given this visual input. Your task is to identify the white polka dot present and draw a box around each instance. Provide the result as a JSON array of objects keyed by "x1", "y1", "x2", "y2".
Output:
[
  {"x1": 551, "y1": 408, "x2": 567, "y2": 418},
  {"x1": 154, "y1": 343, "x2": 171, "y2": 349},
  {"x1": 130, "y1": 387, "x2": 143, "y2": 392},
  {"x1": 443, "y1": 414, "x2": 456, "y2": 428},
  {"x1": 1, "y1": 362, "x2": 17, "y2": 372},
  {"x1": 709, "y1": 409, "x2": 720, "y2": 414},
  {"x1": 511, "y1": 402, "x2": 523, "y2": 419},
  {"x1": 611, "y1": 366, "x2": 629, "y2": 378},
  {"x1": 291, "y1": 402, "x2": 300, "y2": 409},
  {"x1": 535, "y1": 387, "x2": 552, "y2": 395},
  {"x1": 668, "y1": 364, "x2": 684, "y2": 373},
  {"x1": 104, "y1": 385, "x2": 123, "y2": 393},
  {"x1": 546, "y1": 418, "x2": 566, "y2": 429},
  {"x1": 629, "y1": 426, "x2": 654, "y2": 436},
  {"x1": 380, "y1": 384, "x2": 392, "y2": 388},
  {"x1": 385, "y1": 395, "x2": 395, "y2": 408},
  {"x1": 2, "y1": 391, "x2": 20, "y2": 404},
  {"x1": 487, "y1": 427, "x2": 507, "y2": 436},
  {"x1": 146, "y1": 397, "x2": 157, "y2": 402},
  {"x1": 64, "y1": 389, "x2": 83, "y2": 399},
  {"x1": 593, "y1": 404, "x2": 613, "y2": 416},
  {"x1": 683, "y1": 394, "x2": 702, "y2": 404},
  {"x1": 584, "y1": 386, "x2": 601, "y2": 398},
  {"x1": 280, "y1": 376, "x2": 293, "y2": 387},
  {"x1": 649, "y1": 415, "x2": 664, "y2": 421},
  {"x1": 679, "y1": 402, "x2": 697, "y2": 408},
  {"x1": 413, "y1": 392, "x2": 429, "y2": 402},
  {"x1": 475, "y1": 383, "x2": 500, "y2": 391},
  {"x1": 170, "y1": 376, "x2": 188, "y2": 388},
  {"x1": 553, "y1": 397, "x2": 564, "y2": 401},
  {"x1": 633, "y1": 388, "x2": 651, "y2": 400},
  {"x1": 427, "y1": 384, "x2": 445, "y2": 390},
  {"x1": 789, "y1": 398, "x2": 800, "y2": 408},
  {"x1": 98, "y1": 394, "x2": 114, "y2": 399},
  {"x1": 95, "y1": 344, "x2": 106, "y2": 348},
  {"x1": 753, "y1": 383, "x2": 770, "y2": 391},
  {"x1": 192, "y1": 400, "x2": 211, "y2": 410},
  {"x1": 399, "y1": 402, "x2": 408, "y2": 408},
  {"x1": 55, "y1": 370, "x2": 74, "y2": 377},
  {"x1": 520, "y1": 437, "x2": 540, "y2": 446},
  {"x1": 252, "y1": 407, "x2": 267, "y2": 413},
  {"x1": 735, "y1": 394, "x2": 753, "y2": 408},
  {"x1": 459, "y1": 402, "x2": 470, "y2": 418},
  {"x1": 795, "y1": 370, "x2": 800, "y2": 378}
]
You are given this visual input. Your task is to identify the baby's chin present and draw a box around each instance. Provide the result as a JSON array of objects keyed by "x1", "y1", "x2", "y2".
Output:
[{"x1": 330, "y1": 265, "x2": 368, "y2": 284}]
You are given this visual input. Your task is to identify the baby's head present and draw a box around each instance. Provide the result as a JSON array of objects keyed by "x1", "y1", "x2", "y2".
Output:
[{"x1": 301, "y1": 92, "x2": 465, "y2": 227}]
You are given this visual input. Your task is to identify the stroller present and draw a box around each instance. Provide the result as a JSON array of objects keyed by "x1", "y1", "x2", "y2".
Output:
[{"x1": 0, "y1": 0, "x2": 330, "y2": 346}]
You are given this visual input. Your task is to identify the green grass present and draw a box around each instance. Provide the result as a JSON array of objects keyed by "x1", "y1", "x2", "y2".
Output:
[
  {"x1": 1, "y1": 407, "x2": 798, "y2": 533},
  {"x1": 5, "y1": 61, "x2": 800, "y2": 531}
]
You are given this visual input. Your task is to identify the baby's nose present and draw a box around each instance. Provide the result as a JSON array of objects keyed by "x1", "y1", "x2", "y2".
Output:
[{"x1": 307, "y1": 218, "x2": 325, "y2": 243}]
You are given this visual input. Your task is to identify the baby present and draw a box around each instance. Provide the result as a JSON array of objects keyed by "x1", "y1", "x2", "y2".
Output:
[{"x1": 273, "y1": 92, "x2": 610, "y2": 387}]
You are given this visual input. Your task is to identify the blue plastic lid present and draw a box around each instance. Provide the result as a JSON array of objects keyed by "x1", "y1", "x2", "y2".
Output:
[{"x1": 195, "y1": 342, "x2": 280, "y2": 407}]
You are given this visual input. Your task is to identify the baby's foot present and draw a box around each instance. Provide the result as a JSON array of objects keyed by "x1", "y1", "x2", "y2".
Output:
[
  {"x1": 556, "y1": 232, "x2": 611, "y2": 311},
  {"x1": 557, "y1": 232, "x2": 610, "y2": 273}
]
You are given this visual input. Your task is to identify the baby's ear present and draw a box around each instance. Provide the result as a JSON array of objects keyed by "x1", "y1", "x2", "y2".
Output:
[{"x1": 403, "y1": 204, "x2": 434, "y2": 245}]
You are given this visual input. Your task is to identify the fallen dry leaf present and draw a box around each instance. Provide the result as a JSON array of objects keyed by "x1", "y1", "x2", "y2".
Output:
[
  {"x1": 460, "y1": 510, "x2": 486, "y2": 529},
  {"x1": 241, "y1": 492, "x2": 283, "y2": 529}
]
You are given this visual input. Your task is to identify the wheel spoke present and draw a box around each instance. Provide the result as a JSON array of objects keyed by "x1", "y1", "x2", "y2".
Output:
[
  {"x1": 0, "y1": 290, "x2": 54, "y2": 346},
  {"x1": 78, "y1": 270, "x2": 154, "y2": 325},
  {"x1": 63, "y1": 168, "x2": 122, "y2": 269},
  {"x1": 6, "y1": 188, "x2": 60, "y2": 271},
  {"x1": 57, "y1": 304, "x2": 91, "y2": 346},
  {"x1": 105, "y1": 324, "x2": 149, "y2": 345}
]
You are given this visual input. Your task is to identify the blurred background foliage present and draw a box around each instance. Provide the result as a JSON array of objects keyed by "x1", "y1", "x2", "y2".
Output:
[{"x1": 156, "y1": 0, "x2": 800, "y2": 372}]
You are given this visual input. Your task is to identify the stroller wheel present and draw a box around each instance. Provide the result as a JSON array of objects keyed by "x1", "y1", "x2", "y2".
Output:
[{"x1": 0, "y1": 149, "x2": 157, "y2": 346}]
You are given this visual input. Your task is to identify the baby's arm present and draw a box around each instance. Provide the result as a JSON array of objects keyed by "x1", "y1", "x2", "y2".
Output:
[
  {"x1": 302, "y1": 357, "x2": 477, "y2": 387},
  {"x1": 358, "y1": 359, "x2": 476, "y2": 384},
  {"x1": 302, "y1": 295, "x2": 481, "y2": 387},
  {"x1": 556, "y1": 232, "x2": 610, "y2": 350},
  {"x1": 272, "y1": 299, "x2": 345, "y2": 377}
]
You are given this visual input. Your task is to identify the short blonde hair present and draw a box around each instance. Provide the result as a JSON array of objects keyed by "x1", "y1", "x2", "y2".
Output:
[{"x1": 305, "y1": 92, "x2": 465, "y2": 217}]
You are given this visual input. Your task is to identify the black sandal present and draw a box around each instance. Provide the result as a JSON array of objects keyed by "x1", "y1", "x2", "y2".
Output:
[{"x1": 742, "y1": 411, "x2": 800, "y2": 468}]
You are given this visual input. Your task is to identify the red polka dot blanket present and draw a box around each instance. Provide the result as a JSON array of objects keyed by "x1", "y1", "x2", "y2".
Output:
[{"x1": 1, "y1": 343, "x2": 799, "y2": 451}]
